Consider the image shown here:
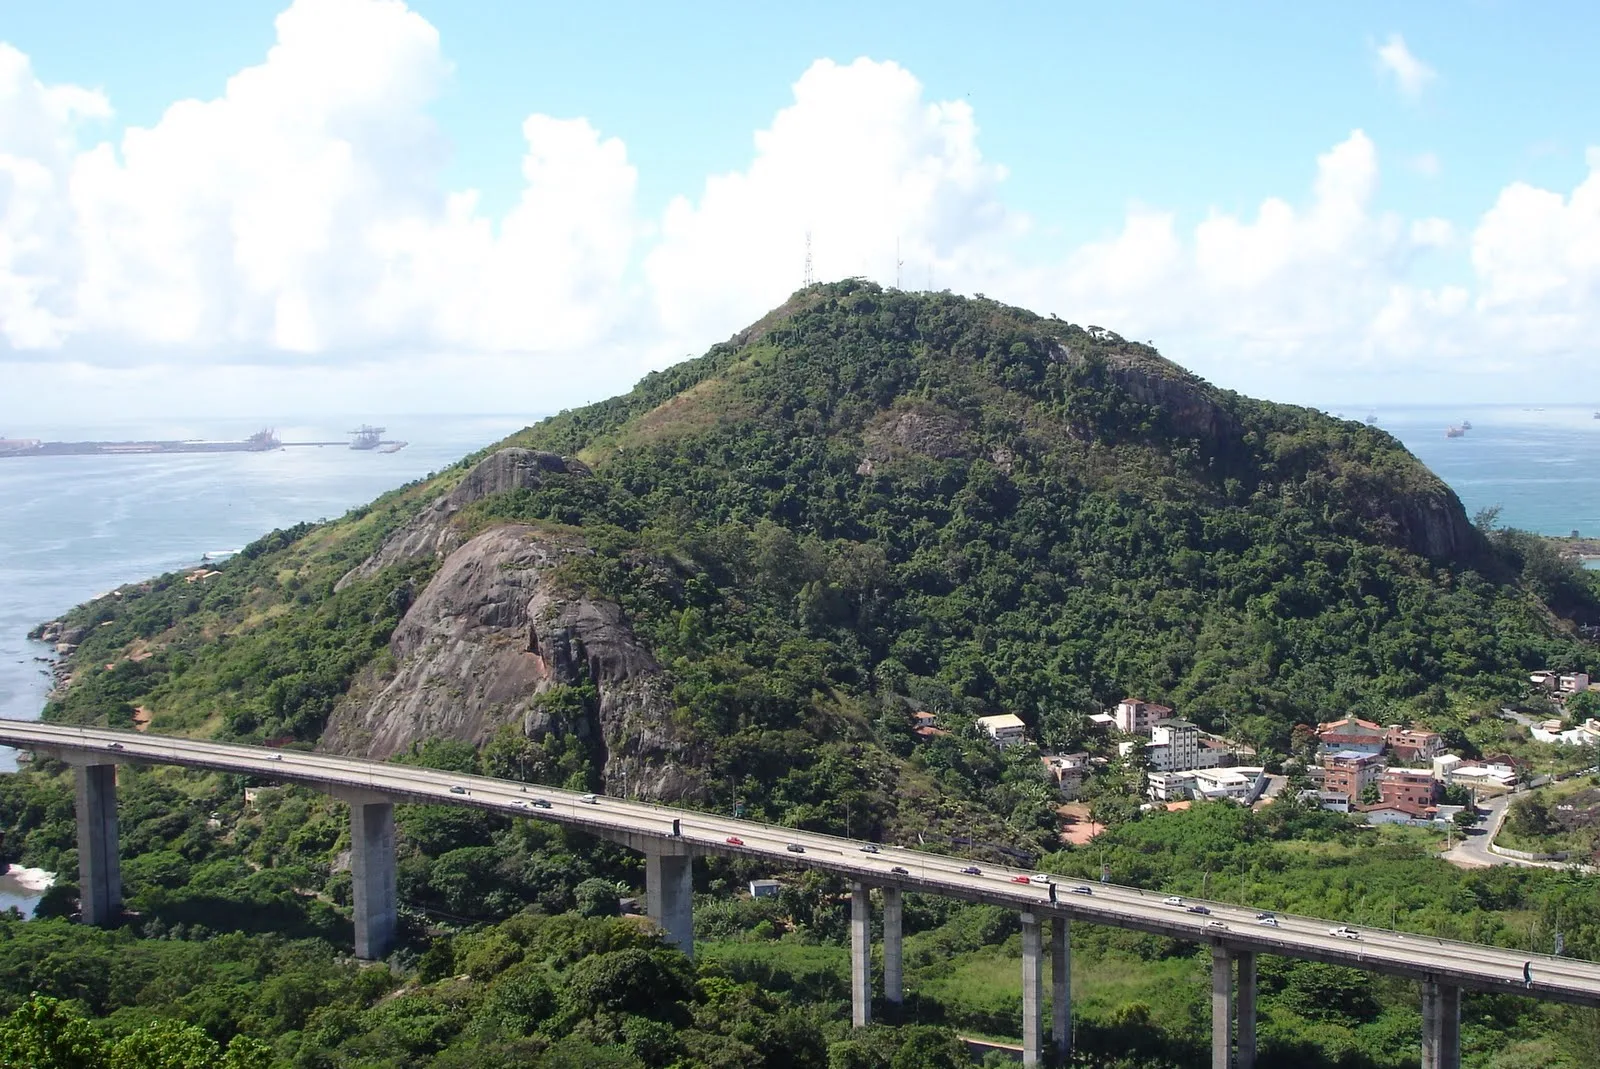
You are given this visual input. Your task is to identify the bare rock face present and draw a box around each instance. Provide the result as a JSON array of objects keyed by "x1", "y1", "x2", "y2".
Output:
[
  {"x1": 857, "y1": 407, "x2": 974, "y2": 475},
  {"x1": 1374, "y1": 485, "x2": 1480, "y2": 560},
  {"x1": 336, "y1": 448, "x2": 590, "y2": 590},
  {"x1": 321, "y1": 524, "x2": 699, "y2": 801}
]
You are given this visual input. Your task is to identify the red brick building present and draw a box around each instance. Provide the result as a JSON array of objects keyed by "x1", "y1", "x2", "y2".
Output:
[
  {"x1": 1320, "y1": 751, "x2": 1385, "y2": 799},
  {"x1": 1379, "y1": 767, "x2": 1440, "y2": 808}
]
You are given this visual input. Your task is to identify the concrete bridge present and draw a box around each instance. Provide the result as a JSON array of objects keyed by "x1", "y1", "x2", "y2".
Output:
[{"x1": 5, "y1": 719, "x2": 1597, "y2": 1069}]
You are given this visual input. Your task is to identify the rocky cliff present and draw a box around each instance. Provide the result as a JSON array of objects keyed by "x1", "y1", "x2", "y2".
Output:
[
  {"x1": 321, "y1": 523, "x2": 699, "y2": 800},
  {"x1": 336, "y1": 448, "x2": 590, "y2": 590}
]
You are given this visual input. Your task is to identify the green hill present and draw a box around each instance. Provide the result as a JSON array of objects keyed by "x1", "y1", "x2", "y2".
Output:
[{"x1": 38, "y1": 280, "x2": 1599, "y2": 850}]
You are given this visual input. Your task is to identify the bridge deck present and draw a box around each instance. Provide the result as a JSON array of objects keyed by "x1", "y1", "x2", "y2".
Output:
[{"x1": 4, "y1": 720, "x2": 1596, "y2": 1006}]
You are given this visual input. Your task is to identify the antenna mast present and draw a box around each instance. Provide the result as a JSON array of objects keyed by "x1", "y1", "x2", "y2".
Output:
[
  {"x1": 804, "y1": 230, "x2": 814, "y2": 286},
  {"x1": 896, "y1": 239, "x2": 903, "y2": 289}
]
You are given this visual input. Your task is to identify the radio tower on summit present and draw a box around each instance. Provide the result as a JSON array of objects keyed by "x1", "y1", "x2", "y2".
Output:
[{"x1": 804, "y1": 230, "x2": 814, "y2": 286}]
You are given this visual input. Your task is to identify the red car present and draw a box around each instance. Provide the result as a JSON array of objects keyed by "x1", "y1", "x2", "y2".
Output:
[
  {"x1": 1011, "y1": 875, "x2": 1032, "y2": 884},
  {"x1": 725, "y1": 836, "x2": 744, "y2": 846}
]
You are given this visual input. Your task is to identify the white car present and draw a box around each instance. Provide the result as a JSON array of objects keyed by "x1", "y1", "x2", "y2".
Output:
[
  {"x1": 579, "y1": 793, "x2": 600, "y2": 805},
  {"x1": 1163, "y1": 896, "x2": 1185, "y2": 906},
  {"x1": 1257, "y1": 916, "x2": 1279, "y2": 928},
  {"x1": 1029, "y1": 873, "x2": 1053, "y2": 885},
  {"x1": 1329, "y1": 926, "x2": 1360, "y2": 940},
  {"x1": 1205, "y1": 920, "x2": 1229, "y2": 932}
]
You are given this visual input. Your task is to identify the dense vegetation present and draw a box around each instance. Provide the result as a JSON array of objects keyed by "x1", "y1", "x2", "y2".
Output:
[{"x1": 11, "y1": 281, "x2": 1600, "y2": 1065}]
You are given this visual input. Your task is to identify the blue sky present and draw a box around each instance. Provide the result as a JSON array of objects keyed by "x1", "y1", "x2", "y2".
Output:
[{"x1": 2, "y1": 0, "x2": 1598, "y2": 418}]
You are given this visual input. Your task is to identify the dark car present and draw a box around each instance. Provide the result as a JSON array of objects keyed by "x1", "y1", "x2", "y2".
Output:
[
  {"x1": 1071, "y1": 885, "x2": 1093, "y2": 896},
  {"x1": 890, "y1": 866, "x2": 909, "y2": 875},
  {"x1": 786, "y1": 843, "x2": 805, "y2": 853},
  {"x1": 960, "y1": 866, "x2": 982, "y2": 876},
  {"x1": 530, "y1": 798, "x2": 552, "y2": 809},
  {"x1": 1255, "y1": 911, "x2": 1275, "y2": 920},
  {"x1": 449, "y1": 785, "x2": 467, "y2": 795},
  {"x1": 1187, "y1": 905, "x2": 1211, "y2": 915}
]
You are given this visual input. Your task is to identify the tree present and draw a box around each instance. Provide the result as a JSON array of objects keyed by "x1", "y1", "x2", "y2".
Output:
[
  {"x1": 1453, "y1": 810, "x2": 1479, "y2": 832},
  {"x1": 574, "y1": 878, "x2": 620, "y2": 918},
  {"x1": 0, "y1": 995, "x2": 108, "y2": 1069}
]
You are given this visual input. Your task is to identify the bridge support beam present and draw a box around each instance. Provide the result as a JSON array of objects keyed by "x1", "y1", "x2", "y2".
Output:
[
  {"x1": 349, "y1": 800, "x2": 397, "y2": 960},
  {"x1": 1021, "y1": 912, "x2": 1043, "y2": 1067},
  {"x1": 1212, "y1": 945, "x2": 1233, "y2": 1069},
  {"x1": 1052, "y1": 916, "x2": 1071, "y2": 1061},
  {"x1": 882, "y1": 886, "x2": 904, "y2": 1007},
  {"x1": 851, "y1": 883, "x2": 872, "y2": 1027},
  {"x1": 73, "y1": 763, "x2": 121, "y2": 926},
  {"x1": 1422, "y1": 981, "x2": 1461, "y2": 1069},
  {"x1": 1237, "y1": 950, "x2": 1256, "y2": 1069},
  {"x1": 644, "y1": 849, "x2": 695, "y2": 959}
]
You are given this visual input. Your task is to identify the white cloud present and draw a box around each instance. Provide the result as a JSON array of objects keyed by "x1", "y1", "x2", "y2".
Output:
[
  {"x1": 2, "y1": 0, "x2": 1600, "y2": 416},
  {"x1": 1409, "y1": 151, "x2": 1441, "y2": 178},
  {"x1": 2, "y1": 0, "x2": 640, "y2": 368},
  {"x1": 1375, "y1": 34, "x2": 1436, "y2": 100},
  {"x1": 644, "y1": 57, "x2": 1014, "y2": 347}
]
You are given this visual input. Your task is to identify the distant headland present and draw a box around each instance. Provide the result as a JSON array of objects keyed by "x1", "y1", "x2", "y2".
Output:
[{"x1": 0, "y1": 424, "x2": 407, "y2": 458}]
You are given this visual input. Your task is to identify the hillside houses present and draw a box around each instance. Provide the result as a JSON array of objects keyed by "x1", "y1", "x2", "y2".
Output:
[{"x1": 1303, "y1": 717, "x2": 1458, "y2": 813}]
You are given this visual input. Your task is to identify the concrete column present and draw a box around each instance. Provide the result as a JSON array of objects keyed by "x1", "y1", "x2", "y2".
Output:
[
  {"x1": 850, "y1": 883, "x2": 872, "y2": 1027},
  {"x1": 1236, "y1": 951, "x2": 1256, "y2": 1069},
  {"x1": 73, "y1": 763, "x2": 121, "y2": 926},
  {"x1": 1422, "y1": 981, "x2": 1461, "y2": 1069},
  {"x1": 350, "y1": 801, "x2": 397, "y2": 960},
  {"x1": 882, "y1": 886, "x2": 904, "y2": 1006},
  {"x1": 1021, "y1": 911, "x2": 1043, "y2": 1067},
  {"x1": 1051, "y1": 916, "x2": 1071, "y2": 1061},
  {"x1": 1211, "y1": 945, "x2": 1233, "y2": 1069},
  {"x1": 644, "y1": 850, "x2": 694, "y2": 959}
]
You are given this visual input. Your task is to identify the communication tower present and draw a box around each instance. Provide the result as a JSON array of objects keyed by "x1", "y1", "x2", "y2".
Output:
[{"x1": 804, "y1": 230, "x2": 814, "y2": 286}]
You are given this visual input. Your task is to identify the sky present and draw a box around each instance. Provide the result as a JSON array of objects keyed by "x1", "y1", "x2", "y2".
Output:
[{"x1": 2, "y1": 0, "x2": 1599, "y2": 424}]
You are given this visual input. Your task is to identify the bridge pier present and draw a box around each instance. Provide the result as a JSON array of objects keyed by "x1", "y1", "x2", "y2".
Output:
[
  {"x1": 73, "y1": 763, "x2": 121, "y2": 925},
  {"x1": 1052, "y1": 916, "x2": 1071, "y2": 1061},
  {"x1": 1421, "y1": 981, "x2": 1461, "y2": 1069},
  {"x1": 644, "y1": 849, "x2": 695, "y2": 959},
  {"x1": 851, "y1": 883, "x2": 872, "y2": 1026},
  {"x1": 1237, "y1": 950, "x2": 1256, "y2": 1069},
  {"x1": 348, "y1": 799, "x2": 397, "y2": 960},
  {"x1": 1021, "y1": 912, "x2": 1043, "y2": 1066},
  {"x1": 1212, "y1": 946, "x2": 1233, "y2": 1069},
  {"x1": 883, "y1": 886, "x2": 904, "y2": 1006}
]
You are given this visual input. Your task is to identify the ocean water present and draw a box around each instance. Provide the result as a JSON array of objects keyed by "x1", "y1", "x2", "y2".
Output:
[{"x1": 1369, "y1": 404, "x2": 1600, "y2": 540}]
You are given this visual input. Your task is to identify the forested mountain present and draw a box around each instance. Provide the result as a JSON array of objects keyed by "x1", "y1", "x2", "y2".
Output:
[
  {"x1": 37, "y1": 280, "x2": 1599, "y2": 849},
  {"x1": 14, "y1": 280, "x2": 1600, "y2": 1068}
]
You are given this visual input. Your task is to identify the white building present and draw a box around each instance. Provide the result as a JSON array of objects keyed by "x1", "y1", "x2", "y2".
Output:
[
  {"x1": 1192, "y1": 766, "x2": 1266, "y2": 803},
  {"x1": 1147, "y1": 767, "x2": 1266, "y2": 804},
  {"x1": 1148, "y1": 719, "x2": 1202, "y2": 772},
  {"x1": 1448, "y1": 762, "x2": 1518, "y2": 791},
  {"x1": 1042, "y1": 753, "x2": 1090, "y2": 799},
  {"x1": 976, "y1": 713, "x2": 1027, "y2": 749},
  {"x1": 1432, "y1": 753, "x2": 1462, "y2": 782},
  {"x1": 1114, "y1": 699, "x2": 1173, "y2": 735}
]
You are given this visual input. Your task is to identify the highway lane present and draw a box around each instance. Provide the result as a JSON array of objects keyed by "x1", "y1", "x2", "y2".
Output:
[{"x1": 5, "y1": 720, "x2": 1598, "y2": 1004}]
